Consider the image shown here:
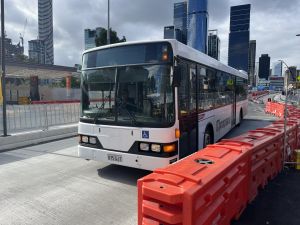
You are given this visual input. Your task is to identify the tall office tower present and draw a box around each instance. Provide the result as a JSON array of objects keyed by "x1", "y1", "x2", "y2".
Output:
[
  {"x1": 248, "y1": 40, "x2": 256, "y2": 86},
  {"x1": 228, "y1": 4, "x2": 251, "y2": 72},
  {"x1": 84, "y1": 27, "x2": 105, "y2": 50},
  {"x1": 164, "y1": 26, "x2": 175, "y2": 39},
  {"x1": 288, "y1": 66, "x2": 297, "y2": 82},
  {"x1": 258, "y1": 54, "x2": 271, "y2": 80},
  {"x1": 38, "y1": 0, "x2": 54, "y2": 64},
  {"x1": 187, "y1": 0, "x2": 208, "y2": 53},
  {"x1": 174, "y1": 2, "x2": 188, "y2": 44},
  {"x1": 28, "y1": 39, "x2": 45, "y2": 64},
  {"x1": 208, "y1": 30, "x2": 220, "y2": 60},
  {"x1": 272, "y1": 61, "x2": 283, "y2": 77}
]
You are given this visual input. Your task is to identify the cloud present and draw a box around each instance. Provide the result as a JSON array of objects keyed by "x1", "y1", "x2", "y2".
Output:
[{"x1": 3, "y1": 0, "x2": 300, "y2": 69}]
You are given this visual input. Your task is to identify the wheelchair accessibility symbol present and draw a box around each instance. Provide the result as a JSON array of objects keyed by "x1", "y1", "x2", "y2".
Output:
[{"x1": 142, "y1": 130, "x2": 149, "y2": 139}]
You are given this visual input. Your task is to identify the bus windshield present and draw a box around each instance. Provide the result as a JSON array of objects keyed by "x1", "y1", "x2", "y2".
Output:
[{"x1": 81, "y1": 64, "x2": 175, "y2": 128}]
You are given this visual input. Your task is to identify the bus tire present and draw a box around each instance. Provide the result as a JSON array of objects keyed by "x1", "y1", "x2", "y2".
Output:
[{"x1": 203, "y1": 125, "x2": 214, "y2": 148}]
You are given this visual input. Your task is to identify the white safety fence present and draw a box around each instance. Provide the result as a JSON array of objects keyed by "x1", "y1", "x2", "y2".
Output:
[{"x1": 0, "y1": 103, "x2": 80, "y2": 134}]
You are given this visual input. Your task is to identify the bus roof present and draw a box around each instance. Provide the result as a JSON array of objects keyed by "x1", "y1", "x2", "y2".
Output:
[{"x1": 83, "y1": 39, "x2": 248, "y2": 80}]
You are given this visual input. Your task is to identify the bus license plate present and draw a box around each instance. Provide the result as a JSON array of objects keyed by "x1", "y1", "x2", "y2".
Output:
[{"x1": 107, "y1": 154, "x2": 123, "y2": 163}]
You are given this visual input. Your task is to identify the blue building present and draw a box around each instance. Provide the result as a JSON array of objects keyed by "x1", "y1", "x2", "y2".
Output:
[
  {"x1": 228, "y1": 4, "x2": 251, "y2": 72},
  {"x1": 187, "y1": 0, "x2": 208, "y2": 53},
  {"x1": 164, "y1": 26, "x2": 175, "y2": 39},
  {"x1": 174, "y1": 2, "x2": 188, "y2": 44},
  {"x1": 259, "y1": 54, "x2": 271, "y2": 80}
]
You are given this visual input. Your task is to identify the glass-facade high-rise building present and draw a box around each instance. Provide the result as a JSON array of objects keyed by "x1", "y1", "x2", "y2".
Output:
[
  {"x1": 84, "y1": 27, "x2": 105, "y2": 50},
  {"x1": 187, "y1": 0, "x2": 208, "y2": 53},
  {"x1": 38, "y1": 0, "x2": 54, "y2": 65},
  {"x1": 272, "y1": 61, "x2": 283, "y2": 77},
  {"x1": 228, "y1": 4, "x2": 251, "y2": 72},
  {"x1": 288, "y1": 66, "x2": 297, "y2": 82},
  {"x1": 248, "y1": 40, "x2": 256, "y2": 86},
  {"x1": 258, "y1": 54, "x2": 271, "y2": 80},
  {"x1": 164, "y1": 26, "x2": 175, "y2": 39},
  {"x1": 28, "y1": 39, "x2": 45, "y2": 64},
  {"x1": 208, "y1": 31, "x2": 220, "y2": 60},
  {"x1": 174, "y1": 2, "x2": 188, "y2": 44}
]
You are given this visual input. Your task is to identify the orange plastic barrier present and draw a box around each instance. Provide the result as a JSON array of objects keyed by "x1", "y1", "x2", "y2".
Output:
[
  {"x1": 267, "y1": 121, "x2": 298, "y2": 162},
  {"x1": 138, "y1": 144, "x2": 251, "y2": 225},
  {"x1": 218, "y1": 128, "x2": 283, "y2": 202},
  {"x1": 138, "y1": 103, "x2": 300, "y2": 225}
]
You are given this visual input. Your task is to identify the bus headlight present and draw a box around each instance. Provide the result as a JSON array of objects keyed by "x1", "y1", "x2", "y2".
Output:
[
  {"x1": 89, "y1": 137, "x2": 97, "y2": 145},
  {"x1": 151, "y1": 144, "x2": 161, "y2": 153},
  {"x1": 139, "y1": 143, "x2": 150, "y2": 151},
  {"x1": 81, "y1": 135, "x2": 89, "y2": 143}
]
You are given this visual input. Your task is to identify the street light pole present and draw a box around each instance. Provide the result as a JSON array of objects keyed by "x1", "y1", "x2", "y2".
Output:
[
  {"x1": 107, "y1": 0, "x2": 110, "y2": 45},
  {"x1": 279, "y1": 60, "x2": 293, "y2": 168},
  {"x1": 1, "y1": 0, "x2": 7, "y2": 137}
]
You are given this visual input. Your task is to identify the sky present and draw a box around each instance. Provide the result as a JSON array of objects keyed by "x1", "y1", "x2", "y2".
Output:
[{"x1": 5, "y1": 0, "x2": 300, "y2": 69}]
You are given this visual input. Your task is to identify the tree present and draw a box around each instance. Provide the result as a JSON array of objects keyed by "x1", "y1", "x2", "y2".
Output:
[{"x1": 95, "y1": 28, "x2": 126, "y2": 47}]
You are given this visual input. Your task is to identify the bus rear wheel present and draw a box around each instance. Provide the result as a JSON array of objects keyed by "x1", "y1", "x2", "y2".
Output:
[{"x1": 203, "y1": 126, "x2": 214, "y2": 148}]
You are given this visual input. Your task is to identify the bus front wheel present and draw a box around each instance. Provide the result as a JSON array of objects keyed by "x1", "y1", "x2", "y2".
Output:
[{"x1": 203, "y1": 126, "x2": 214, "y2": 148}]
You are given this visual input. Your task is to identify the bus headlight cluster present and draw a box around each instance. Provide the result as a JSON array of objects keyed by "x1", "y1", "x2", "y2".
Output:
[
  {"x1": 80, "y1": 135, "x2": 97, "y2": 145},
  {"x1": 138, "y1": 143, "x2": 177, "y2": 153},
  {"x1": 139, "y1": 143, "x2": 161, "y2": 153}
]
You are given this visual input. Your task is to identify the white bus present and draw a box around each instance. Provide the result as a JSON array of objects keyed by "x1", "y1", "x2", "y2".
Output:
[{"x1": 78, "y1": 40, "x2": 248, "y2": 171}]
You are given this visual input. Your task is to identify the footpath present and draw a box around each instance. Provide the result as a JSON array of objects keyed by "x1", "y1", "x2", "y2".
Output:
[{"x1": 0, "y1": 124, "x2": 78, "y2": 152}]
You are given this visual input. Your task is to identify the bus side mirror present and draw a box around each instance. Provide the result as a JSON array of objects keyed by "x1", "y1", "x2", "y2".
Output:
[{"x1": 173, "y1": 66, "x2": 181, "y2": 87}]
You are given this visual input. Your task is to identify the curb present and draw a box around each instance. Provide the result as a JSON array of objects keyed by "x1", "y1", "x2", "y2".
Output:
[{"x1": 0, "y1": 124, "x2": 78, "y2": 152}]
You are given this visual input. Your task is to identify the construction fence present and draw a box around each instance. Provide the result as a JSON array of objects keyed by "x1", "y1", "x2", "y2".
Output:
[{"x1": 0, "y1": 102, "x2": 80, "y2": 134}]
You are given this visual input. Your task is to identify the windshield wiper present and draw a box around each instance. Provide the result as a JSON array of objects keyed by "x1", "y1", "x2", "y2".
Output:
[
  {"x1": 116, "y1": 98, "x2": 137, "y2": 125},
  {"x1": 93, "y1": 95, "x2": 113, "y2": 123}
]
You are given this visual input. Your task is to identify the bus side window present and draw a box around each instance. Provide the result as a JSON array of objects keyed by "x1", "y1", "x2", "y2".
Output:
[
  {"x1": 189, "y1": 64, "x2": 197, "y2": 113},
  {"x1": 197, "y1": 66, "x2": 206, "y2": 112},
  {"x1": 236, "y1": 77, "x2": 247, "y2": 101},
  {"x1": 178, "y1": 62, "x2": 189, "y2": 116}
]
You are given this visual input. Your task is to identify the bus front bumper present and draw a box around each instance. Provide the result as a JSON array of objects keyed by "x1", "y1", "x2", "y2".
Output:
[{"x1": 78, "y1": 145, "x2": 178, "y2": 171}]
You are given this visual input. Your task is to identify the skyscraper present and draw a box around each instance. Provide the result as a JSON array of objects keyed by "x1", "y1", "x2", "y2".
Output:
[
  {"x1": 38, "y1": 0, "x2": 54, "y2": 64},
  {"x1": 84, "y1": 27, "x2": 105, "y2": 50},
  {"x1": 272, "y1": 61, "x2": 283, "y2": 77},
  {"x1": 28, "y1": 40, "x2": 45, "y2": 64},
  {"x1": 187, "y1": 0, "x2": 208, "y2": 53},
  {"x1": 174, "y1": 2, "x2": 188, "y2": 44},
  {"x1": 164, "y1": 26, "x2": 175, "y2": 39},
  {"x1": 288, "y1": 66, "x2": 297, "y2": 82},
  {"x1": 248, "y1": 40, "x2": 256, "y2": 86},
  {"x1": 258, "y1": 54, "x2": 271, "y2": 80},
  {"x1": 208, "y1": 30, "x2": 220, "y2": 60},
  {"x1": 228, "y1": 4, "x2": 251, "y2": 72}
]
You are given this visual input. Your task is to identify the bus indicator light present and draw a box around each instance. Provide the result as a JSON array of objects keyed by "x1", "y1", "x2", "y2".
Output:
[
  {"x1": 175, "y1": 129, "x2": 180, "y2": 139},
  {"x1": 162, "y1": 53, "x2": 168, "y2": 61},
  {"x1": 163, "y1": 144, "x2": 176, "y2": 153}
]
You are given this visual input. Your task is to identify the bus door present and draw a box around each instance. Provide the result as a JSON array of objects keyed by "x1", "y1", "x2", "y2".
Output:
[
  {"x1": 177, "y1": 60, "x2": 198, "y2": 158},
  {"x1": 231, "y1": 76, "x2": 236, "y2": 127}
]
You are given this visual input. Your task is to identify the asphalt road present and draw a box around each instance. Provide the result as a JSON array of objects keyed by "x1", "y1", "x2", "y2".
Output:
[{"x1": 0, "y1": 98, "x2": 294, "y2": 225}]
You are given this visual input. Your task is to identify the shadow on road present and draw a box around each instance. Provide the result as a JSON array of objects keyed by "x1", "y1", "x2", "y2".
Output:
[
  {"x1": 97, "y1": 164, "x2": 151, "y2": 186},
  {"x1": 233, "y1": 169, "x2": 300, "y2": 225}
]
